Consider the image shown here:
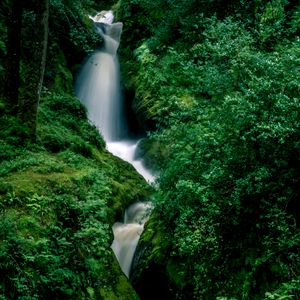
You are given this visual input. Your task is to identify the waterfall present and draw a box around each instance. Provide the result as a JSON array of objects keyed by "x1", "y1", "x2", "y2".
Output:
[
  {"x1": 75, "y1": 11, "x2": 154, "y2": 278},
  {"x1": 111, "y1": 202, "x2": 152, "y2": 277},
  {"x1": 75, "y1": 19, "x2": 125, "y2": 141}
]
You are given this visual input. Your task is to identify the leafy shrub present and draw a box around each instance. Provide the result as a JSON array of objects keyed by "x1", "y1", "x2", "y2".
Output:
[
  {"x1": 0, "y1": 115, "x2": 29, "y2": 146},
  {"x1": 41, "y1": 128, "x2": 71, "y2": 153},
  {"x1": 0, "y1": 141, "x2": 16, "y2": 161},
  {"x1": 41, "y1": 92, "x2": 87, "y2": 120},
  {"x1": 39, "y1": 92, "x2": 105, "y2": 152}
]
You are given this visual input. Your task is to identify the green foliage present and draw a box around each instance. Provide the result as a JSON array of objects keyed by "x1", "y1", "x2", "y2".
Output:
[
  {"x1": 152, "y1": 34, "x2": 300, "y2": 298},
  {"x1": 49, "y1": 0, "x2": 108, "y2": 53},
  {"x1": 0, "y1": 94, "x2": 148, "y2": 299},
  {"x1": 38, "y1": 92, "x2": 105, "y2": 154},
  {"x1": 0, "y1": 1, "x2": 7, "y2": 95},
  {"x1": 0, "y1": 0, "x2": 147, "y2": 298},
  {"x1": 118, "y1": 0, "x2": 300, "y2": 299},
  {"x1": 265, "y1": 278, "x2": 300, "y2": 299}
]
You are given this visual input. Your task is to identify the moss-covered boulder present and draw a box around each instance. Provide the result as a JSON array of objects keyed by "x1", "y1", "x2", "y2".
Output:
[
  {"x1": 130, "y1": 211, "x2": 193, "y2": 300},
  {"x1": 100, "y1": 254, "x2": 140, "y2": 300}
]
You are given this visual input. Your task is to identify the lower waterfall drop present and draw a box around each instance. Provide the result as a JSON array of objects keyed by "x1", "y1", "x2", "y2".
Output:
[
  {"x1": 111, "y1": 202, "x2": 152, "y2": 277},
  {"x1": 75, "y1": 10, "x2": 154, "y2": 278}
]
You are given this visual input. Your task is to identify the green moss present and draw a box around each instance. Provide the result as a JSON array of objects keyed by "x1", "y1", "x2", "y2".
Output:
[
  {"x1": 166, "y1": 259, "x2": 187, "y2": 288},
  {"x1": 53, "y1": 53, "x2": 73, "y2": 93},
  {"x1": 0, "y1": 178, "x2": 12, "y2": 195},
  {"x1": 137, "y1": 138, "x2": 165, "y2": 172},
  {"x1": 139, "y1": 211, "x2": 169, "y2": 261},
  {"x1": 0, "y1": 92, "x2": 150, "y2": 298},
  {"x1": 100, "y1": 255, "x2": 140, "y2": 300},
  {"x1": 0, "y1": 98, "x2": 5, "y2": 112},
  {"x1": 131, "y1": 210, "x2": 170, "y2": 282},
  {"x1": 0, "y1": 146, "x2": 147, "y2": 298},
  {"x1": 6, "y1": 167, "x2": 77, "y2": 195}
]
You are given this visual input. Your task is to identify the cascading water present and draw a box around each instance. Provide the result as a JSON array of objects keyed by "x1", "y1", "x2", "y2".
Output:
[
  {"x1": 111, "y1": 202, "x2": 152, "y2": 277},
  {"x1": 75, "y1": 10, "x2": 154, "y2": 278},
  {"x1": 75, "y1": 14, "x2": 125, "y2": 141}
]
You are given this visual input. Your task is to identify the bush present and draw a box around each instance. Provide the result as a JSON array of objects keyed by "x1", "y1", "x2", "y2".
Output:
[{"x1": 38, "y1": 92, "x2": 105, "y2": 155}]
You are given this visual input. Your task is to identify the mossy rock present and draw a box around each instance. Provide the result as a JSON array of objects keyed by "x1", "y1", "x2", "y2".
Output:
[
  {"x1": 130, "y1": 211, "x2": 173, "y2": 300},
  {"x1": 136, "y1": 138, "x2": 165, "y2": 173},
  {"x1": 100, "y1": 254, "x2": 140, "y2": 300},
  {"x1": 130, "y1": 211, "x2": 193, "y2": 300},
  {"x1": 0, "y1": 98, "x2": 5, "y2": 112}
]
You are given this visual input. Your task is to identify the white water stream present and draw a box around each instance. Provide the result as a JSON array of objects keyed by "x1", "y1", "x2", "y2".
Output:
[
  {"x1": 111, "y1": 202, "x2": 152, "y2": 277},
  {"x1": 75, "y1": 11, "x2": 154, "y2": 277}
]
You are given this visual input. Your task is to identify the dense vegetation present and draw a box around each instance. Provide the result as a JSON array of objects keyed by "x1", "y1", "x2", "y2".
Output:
[
  {"x1": 1, "y1": 0, "x2": 299, "y2": 299},
  {"x1": 0, "y1": 93, "x2": 148, "y2": 299},
  {"x1": 116, "y1": 0, "x2": 300, "y2": 299},
  {"x1": 0, "y1": 0, "x2": 149, "y2": 299}
]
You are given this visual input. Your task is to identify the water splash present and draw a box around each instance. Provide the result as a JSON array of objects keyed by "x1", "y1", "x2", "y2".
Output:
[{"x1": 107, "y1": 140, "x2": 155, "y2": 183}]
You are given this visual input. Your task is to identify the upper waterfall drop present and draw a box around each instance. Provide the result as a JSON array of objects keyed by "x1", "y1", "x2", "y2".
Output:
[
  {"x1": 88, "y1": 10, "x2": 123, "y2": 56},
  {"x1": 75, "y1": 11, "x2": 126, "y2": 142},
  {"x1": 89, "y1": 10, "x2": 114, "y2": 24}
]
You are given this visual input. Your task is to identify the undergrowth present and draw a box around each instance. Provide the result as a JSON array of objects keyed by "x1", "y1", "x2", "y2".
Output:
[{"x1": 0, "y1": 92, "x2": 150, "y2": 299}]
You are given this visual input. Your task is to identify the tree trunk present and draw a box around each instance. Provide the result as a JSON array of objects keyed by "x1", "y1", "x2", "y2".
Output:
[
  {"x1": 19, "y1": 0, "x2": 49, "y2": 140},
  {"x1": 4, "y1": 0, "x2": 23, "y2": 112}
]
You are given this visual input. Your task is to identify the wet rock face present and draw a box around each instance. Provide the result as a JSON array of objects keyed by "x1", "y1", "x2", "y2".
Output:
[
  {"x1": 129, "y1": 212, "x2": 174, "y2": 300},
  {"x1": 130, "y1": 211, "x2": 195, "y2": 300},
  {"x1": 131, "y1": 258, "x2": 171, "y2": 298},
  {"x1": 100, "y1": 253, "x2": 140, "y2": 300},
  {"x1": 131, "y1": 259, "x2": 172, "y2": 300}
]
